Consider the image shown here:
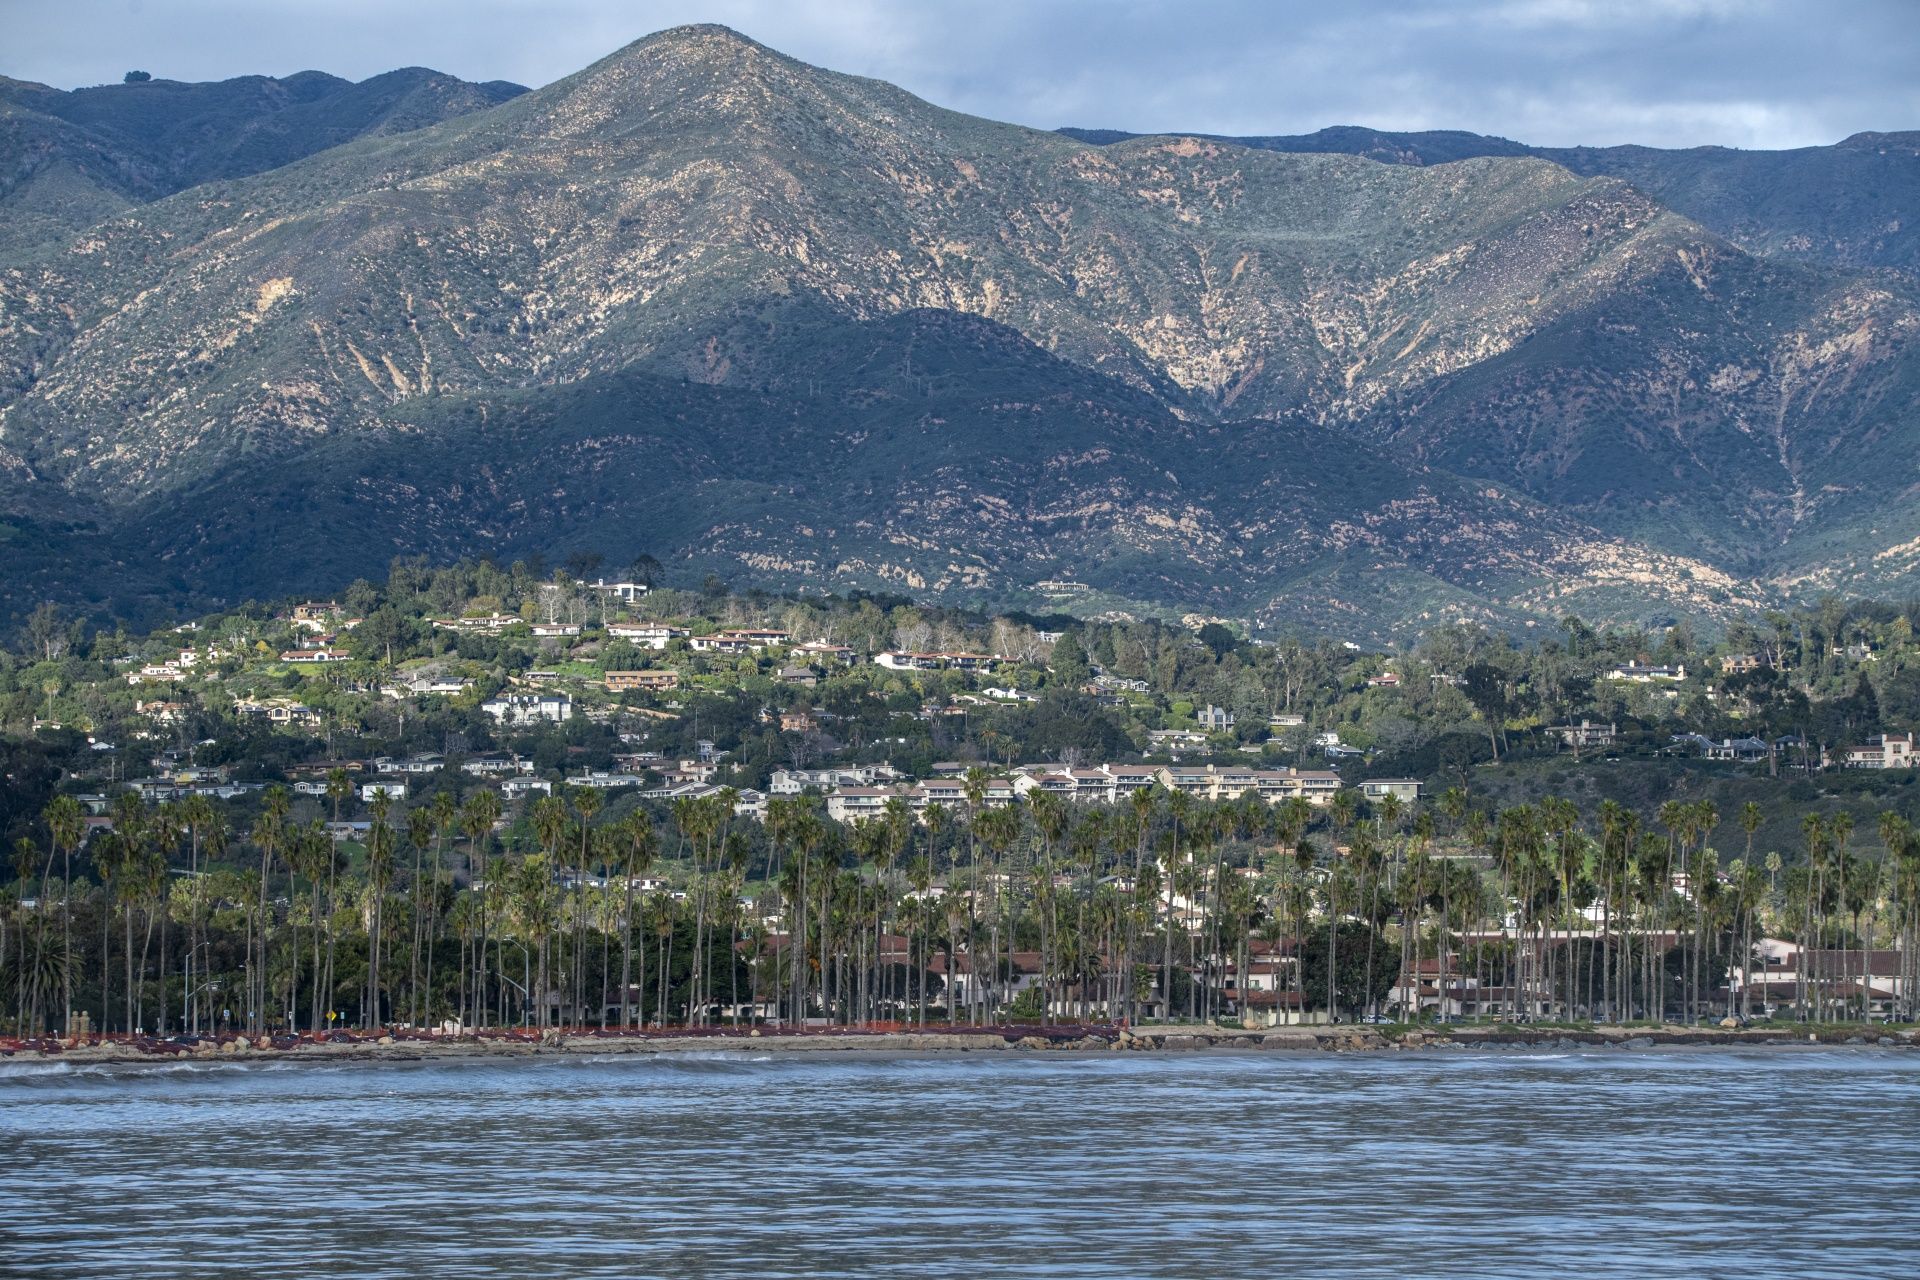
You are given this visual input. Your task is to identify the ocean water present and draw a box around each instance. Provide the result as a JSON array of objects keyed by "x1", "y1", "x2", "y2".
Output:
[{"x1": 3, "y1": 1047, "x2": 1915, "y2": 1278}]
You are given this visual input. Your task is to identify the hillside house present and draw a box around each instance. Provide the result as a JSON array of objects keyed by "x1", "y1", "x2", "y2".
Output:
[
  {"x1": 385, "y1": 674, "x2": 472, "y2": 699},
  {"x1": 793, "y1": 641, "x2": 855, "y2": 664},
  {"x1": 690, "y1": 628, "x2": 790, "y2": 655},
  {"x1": 588, "y1": 579, "x2": 650, "y2": 603},
  {"x1": 287, "y1": 602, "x2": 340, "y2": 633},
  {"x1": 606, "y1": 623, "x2": 687, "y2": 648},
  {"x1": 605, "y1": 670, "x2": 681, "y2": 693},
  {"x1": 1844, "y1": 732, "x2": 1915, "y2": 769},
  {"x1": 432, "y1": 613, "x2": 523, "y2": 632},
  {"x1": 480, "y1": 693, "x2": 573, "y2": 725},
  {"x1": 237, "y1": 698, "x2": 320, "y2": 726},
  {"x1": 1148, "y1": 729, "x2": 1211, "y2": 754},
  {"x1": 281, "y1": 648, "x2": 351, "y2": 664},
  {"x1": 1606, "y1": 663, "x2": 1687, "y2": 683},
  {"x1": 373, "y1": 753, "x2": 445, "y2": 775},
  {"x1": 567, "y1": 770, "x2": 646, "y2": 790},
  {"x1": 1550, "y1": 719, "x2": 1618, "y2": 750},
  {"x1": 874, "y1": 650, "x2": 1001, "y2": 672},
  {"x1": 461, "y1": 755, "x2": 528, "y2": 777},
  {"x1": 769, "y1": 764, "x2": 903, "y2": 795}
]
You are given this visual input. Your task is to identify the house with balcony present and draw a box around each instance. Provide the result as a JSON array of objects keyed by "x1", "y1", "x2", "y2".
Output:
[
  {"x1": 1549, "y1": 719, "x2": 1618, "y2": 750},
  {"x1": 1844, "y1": 732, "x2": 1914, "y2": 769},
  {"x1": 690, "y1": 628, "x2": 791, "y2": 655},
  {"x1": 480, "y1": 693, "x2": 573, "y2": 725},
  {"x1": 1196, "y1": 704, "x2": 1236, "y2": 731},
  {"x1": 605, "y1": 669, "x2": 681, "y2": 693},
  {"x1": 1361, "y1": 778, "x2": 1422, "y2": 804}
]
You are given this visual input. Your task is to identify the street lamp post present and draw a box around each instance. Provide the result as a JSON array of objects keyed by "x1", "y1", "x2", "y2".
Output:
[
  {"x1": 183, "y1": 979, "x2": 220, "y2": 1033},
  {"x1": 498, "y1": 973, "x2": 530, "y2": 1028},
  {"x1": 181, "y1": 941, "x2": 213, "y2": 1034}
]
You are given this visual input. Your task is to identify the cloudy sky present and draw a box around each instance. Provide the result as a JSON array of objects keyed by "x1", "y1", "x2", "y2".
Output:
[{"x1": 6, "y1": 0, "x2": 1915, "y2": 149}]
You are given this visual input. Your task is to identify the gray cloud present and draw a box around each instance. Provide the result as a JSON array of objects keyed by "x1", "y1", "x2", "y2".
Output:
[{"x1": 5, "y1": 0, "x2": 1915, "y2": 149}]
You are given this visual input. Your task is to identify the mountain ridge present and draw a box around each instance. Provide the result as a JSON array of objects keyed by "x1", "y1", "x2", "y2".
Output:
[
  {"x1": 0, "y1": 63, "x2": 527, "y2": 257},
  {"x1": 1058, "y1": 123, "x2": 1920, "y2": 275}
]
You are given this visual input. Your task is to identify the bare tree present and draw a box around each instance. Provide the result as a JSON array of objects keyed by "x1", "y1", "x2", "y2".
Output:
[
  {"x1": 24, "y1": 603, "x2": 69, "y2": 662},
  {"x1": 895, "y1": 620, "x2": 933, "y2": 653}
]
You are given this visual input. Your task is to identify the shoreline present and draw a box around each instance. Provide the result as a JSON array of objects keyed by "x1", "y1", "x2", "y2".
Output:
[{"x1": 6, "y1": 1022, "x2": 1917, "y2": 1068}]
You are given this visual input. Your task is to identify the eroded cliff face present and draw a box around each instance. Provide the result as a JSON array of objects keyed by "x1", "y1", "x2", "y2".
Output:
[{"x1": 2, "y1": 24, "x2": 1917, "y2": 629}]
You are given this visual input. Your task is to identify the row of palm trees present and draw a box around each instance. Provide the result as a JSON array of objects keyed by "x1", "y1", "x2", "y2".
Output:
[{"x1": 7, "y1": 771, "x2": 1920, "y2": 1035}]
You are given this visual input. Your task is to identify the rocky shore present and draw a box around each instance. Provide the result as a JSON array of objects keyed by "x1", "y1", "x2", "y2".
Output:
[{"x1": 6, "y1": 1022, "x2": 1917, "y2": 1067}]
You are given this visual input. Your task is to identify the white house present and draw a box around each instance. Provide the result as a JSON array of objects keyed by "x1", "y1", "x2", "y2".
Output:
[
  {"x1": 607, "y1": 623, "x2": 686, "y2": 648},
  {"x1": 589, "y1": 579, "x2": 650, "y2": 603},
  {"x1": 481, "y1": 693, "x2": 573, "y2": 726},
  {"x1": 1606, "y1": 663, "x2": 1687, "y2": 683},
  {"x1": 1844, "y1": 732, "x2": 1914, "y2": 769}
]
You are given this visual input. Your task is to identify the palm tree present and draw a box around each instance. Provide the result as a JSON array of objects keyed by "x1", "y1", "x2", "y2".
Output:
[
  {"x1": 460, "y1": 789, "x2": 502, "y2": 1029},
  {"x1": 530, "y1": 795, "x2": 571, "y2": 1025},
  {"x1": 880, "y1": 795, "x2": 914, "y2": 1021},
  {"x1": 961, "y1": 767, "x2": 990, "y2": 1024},
  {"x1": 1321, "y1": 858, "x2": 1354, "y2": 1022},
  {"x1": 325, "y1": 768, "x2": 351, "y2": 826},
  {"x1": 570, "y1": 787, "x2": 604, "y2": 1026},
  {"x1": 287, "y1": 822, "x2": 335, "y2": 1031},
  {"x1": 1798, "y1": 814, "x2": 1825, "y2": 1019},
  {"x1": 43, "y1": 795, "x2": 84, "y2": 1036},
  {"x1": 426, "y1": 791, "x2": 458, "y2": 1028},
  {"x1": 126, "y1": 843, "x2": 167, "y2": 1033},
  {"x1": 364, "y1": 792, "x2": 397, "y2": 1029},
  {"x1": 251, "y1": 785, "x2": 292, "y2": 1031},
  {"x1": 405, "y1": 807, "x2": 436, "y2": 1026},
  {"x1": 975, "y1": 803, "x2": 1023, "y2": 1022},
  {"x1": 617, "y1": 812, "x2": 658, "y2": 1027}
]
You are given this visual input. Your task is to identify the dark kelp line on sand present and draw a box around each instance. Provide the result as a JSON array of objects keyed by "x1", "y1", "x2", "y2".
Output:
[{"x1": 7, "y1": 1021, "x2": 1917, "y2": 1068}]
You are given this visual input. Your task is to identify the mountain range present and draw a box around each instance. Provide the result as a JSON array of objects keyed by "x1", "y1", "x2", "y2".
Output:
[{"x1": 2, "y1": 25, "x2": 1917, "y2": 639}]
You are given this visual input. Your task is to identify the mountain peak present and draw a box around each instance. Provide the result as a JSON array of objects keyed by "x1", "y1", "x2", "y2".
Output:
[
  {"x1": 622, "y1": 22, "x2": 770, "y2": 55},
  {"x1": 510, "y1": 21, "x2": 813, "y2": 138},
  {"x1": 582, "y1": 22, "x2": 792, "y2": 83}
]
